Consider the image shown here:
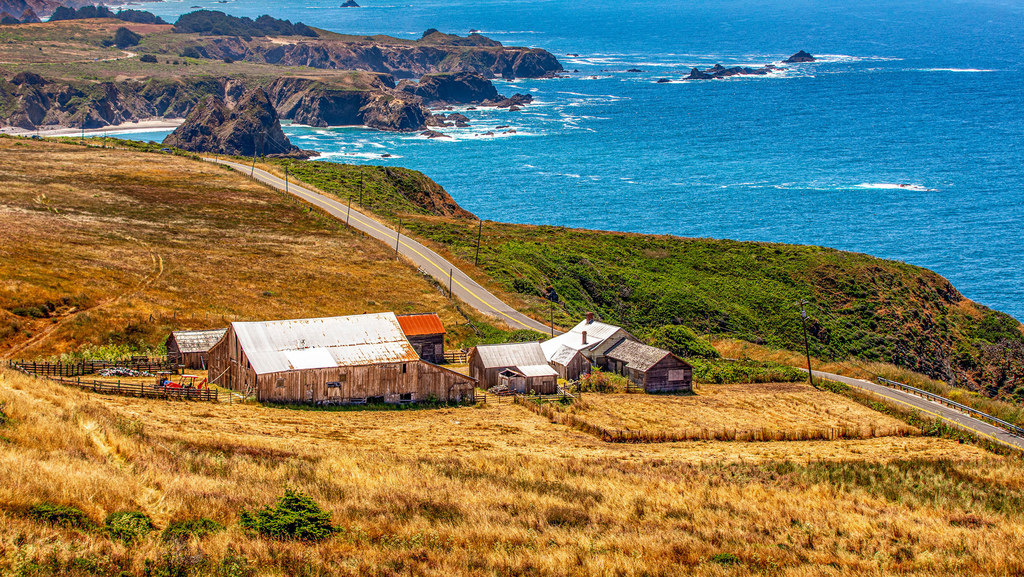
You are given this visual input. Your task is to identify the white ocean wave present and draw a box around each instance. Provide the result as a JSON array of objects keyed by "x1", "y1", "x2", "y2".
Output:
[
  {"x1": 855, "y1": 183, "x2": 937, "y2": 192},
  {"x1": 916, "y1": 68, "x2": 996, "y2": 73}
]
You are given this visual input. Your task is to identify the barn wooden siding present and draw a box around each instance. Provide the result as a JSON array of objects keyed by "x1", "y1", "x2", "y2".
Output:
[{"x1": 208, "y1": 327, "x2": 473, "y2": 403}]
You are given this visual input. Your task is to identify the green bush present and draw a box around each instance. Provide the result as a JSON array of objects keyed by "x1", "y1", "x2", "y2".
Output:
[
  {"x1": 689, "y1": 358, "x2": 804, "y2": 384},
  {"x1": 113, "y1": 27, "x2": 142, "y2": 49},
  {"x1": 28, "y1": 503, "x2": 95, "y2": 530},
  {"x1": 139, "y1": 54, "x2": 158, "y2": 63},
  {"x1": 239, "y1": 489, "x2": 337, "y2": 541},
  {"x1": 105, "y1": 511, "x2": 154, "y2": 544},
  {"x1": 646, "y1": 325, "x2": 721, "y2": 359},
  {"x1": 162, "y1": 517, "x2": 225, "y2": 541},
  {"x1": 710, "y1": 552, "x2": 741, "y2": 566},
  {"x1": 577, "y1": 369, "x2": 629, "y2": 393}
]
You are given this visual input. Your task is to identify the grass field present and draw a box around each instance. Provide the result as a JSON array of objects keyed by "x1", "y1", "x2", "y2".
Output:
[
  {"x1": 545, "y1": 383, "x2": 918, "y2": 442},
  {"x1": 0, "y1": 137, "x2": 513, "y2": 359},
  {"x1": 2, "y1": 369, "x2": 1023, "y2": 576}
]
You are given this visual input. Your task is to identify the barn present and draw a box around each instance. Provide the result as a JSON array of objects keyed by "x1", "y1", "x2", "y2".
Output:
[
  {"x1": 541, "y1": 313, "x2": 638, "y2": 369},
  {"x1": 165, "y1": 329, "x2": 227, "y2": 370},
  {"x1": 396, "y1": 313, "x2": 446, "y2": 364},
  {"x1": 548, "y1": 344, "x2": 591, "y2": 381},
  {"x1": 206, "y1": 313, "x2": 476, "y2": 404},
  {"x1": 604, "y1": 339, "x2": 693, "y2": 393},
  {"x1": 468, "y1": 342, "x2": 559, "y2": 394}
]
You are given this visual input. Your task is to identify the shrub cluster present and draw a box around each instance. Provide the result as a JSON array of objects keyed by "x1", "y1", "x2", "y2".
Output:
[
  {"x1": 645, "y1": 325, "x2": 721, "y2": 359},
  {"x1": 239, "y1": 489, "x2": 337, "y2": 541},
  {"x1": 113, "y1": 27, "x2": 141, "y2": 49},
  {"x1": 28, "y1": 504, "x2": 95, "y2": 530},
  {"x1": 50, "y1": 6, "x2": 167, "y2": 24},
  {"x1": 689, "y1": 358, "x2": 805, "y2": 384},
  {"x1": 172, "y1": 11, "x2": 317, "y2": 37},
  {"x1": 105, "y1": 511, "x2": 154, "y2": 544},
  {"x1": 162, "y1": 518, "x2": 225, "y2": 541}
]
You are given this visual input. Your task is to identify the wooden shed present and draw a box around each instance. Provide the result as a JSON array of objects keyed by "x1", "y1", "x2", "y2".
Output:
[
  {"x1": 207, "y1": 313, "x2": 475, "y2": 404},
  {"x1": 548, "y1": 344, "x2": 591, "y2": 381},
  {"x1": 396, "y1": 313, "x2": 446, "y2": 364},
  {"x1": 165, "y1": 329, "x2": 227, "y2": 370},
  {"x1": 468, "y1": 342, "x2": 559, "y2": 394},
  {"x1": 604, "y1": 339, "x2": 693, "y2": 393}
]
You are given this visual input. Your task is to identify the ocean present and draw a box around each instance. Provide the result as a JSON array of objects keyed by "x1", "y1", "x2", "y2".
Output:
[{"x1": 118, "y1": 0, "x2": 1024, "y2": 320}]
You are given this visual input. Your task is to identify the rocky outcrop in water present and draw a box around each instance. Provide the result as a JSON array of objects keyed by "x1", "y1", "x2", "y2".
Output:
[
  {"x1": 785, "y1": 50, "x2": 815, "y2": 63},
  {"x1": 162, "y1": 88, "x2": 311, "y2": 157},
  {"x1": 686, "y1": 64, "x2": 779, "y2": 80}
]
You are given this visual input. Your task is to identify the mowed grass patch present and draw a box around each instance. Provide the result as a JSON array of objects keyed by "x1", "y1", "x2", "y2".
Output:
[
  {"x1": 530, "y1": 383, "x2": 918, "y2": 442},
  {"x1": 0, "y1": 138, "x2": 496, "y2": 358},
  {"x1": 1, "y1": 369, "x2": 1020, "y2": 576}
]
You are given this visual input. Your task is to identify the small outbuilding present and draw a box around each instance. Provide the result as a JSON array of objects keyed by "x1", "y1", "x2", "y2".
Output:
[
  {"x1": 396, "y1": 313, "x2": 446, "y2": 364},
  {"x1": 604, "y1": 339, "x2": 693, "y2": 393},
  {"x1": 469, "y1": 342, "x2": 559, "y2": 394},
  {"x1": 540, "y1": 313, "x2": 638, "y2": 368},
  {"x1": 165, "y1": 328, "x2": 227, "y2": 370},
  {"x1": 207, "y1": 313, "x2": 475, "y2": 404},
  {"x1": 548, "y1": 344, "x2": 592, "y2": 381}
]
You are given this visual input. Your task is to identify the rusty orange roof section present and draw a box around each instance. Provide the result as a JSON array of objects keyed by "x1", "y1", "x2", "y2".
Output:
[{"x1": 396, "y1": 313, "x2": 447, "y2": 336}]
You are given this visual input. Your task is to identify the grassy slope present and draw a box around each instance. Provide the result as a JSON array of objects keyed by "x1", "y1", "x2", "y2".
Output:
[
  {"x1": 261, "y1": 159, "x2": 1024, "y2": 402},
  {"x1": 3, "y1": 369, "x2": 1023, "y2": 576},
  {"x1": 0, "y1": 137, "x2": 518, "y2": 359}
]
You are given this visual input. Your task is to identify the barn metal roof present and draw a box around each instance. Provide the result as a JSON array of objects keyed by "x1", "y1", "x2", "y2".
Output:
[
  {"x1": 473, "y1": 341, "x2": 548, "y2": 368},
  {"x1": 540, "y1": 319, "x2": 632, "y2": 359},
  {"x1": 606, "y1": 339, "x2": 684, "y2": 372},
  {"x1": 518, "y1": 364, "x2": 559, "y2": 378},
  {"x1": 396, "y1": 313, "x2": 447, "y2": 336},
  {"x1": 230, "y1": 313, "x2": 419, "y2": 375},
  {"x1": 170, "y1": 329, "x2": 227, "y2": 354}
]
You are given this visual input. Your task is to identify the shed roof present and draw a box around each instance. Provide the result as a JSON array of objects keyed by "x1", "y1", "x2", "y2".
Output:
[
  {"x1": 396, "y1": 313, "x2": 447, "y2": 336},
  {"x1": 549, "y1": 344, "x2": 587, "y2": 366},
  {"x1": 606, "y1": 339, "x2": 686, "y2": 372},
  {"x1": 518, "y1": 364, "x2": 559, "y2": 378},
  {"x1": 473, "y1": 341, "x2": 548, "y2": 369},
  {"x1": 541, "y1": 319, "x2": 632, "y2": 359},
  {"x1": 230, "y1": 313, "x2": 419, "y2": 375},
  {"x1": 170, "y1": 329, "x2": 227, "y2": 354}
]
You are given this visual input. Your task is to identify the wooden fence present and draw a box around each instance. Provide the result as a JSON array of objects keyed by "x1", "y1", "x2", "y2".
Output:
[
  {"x1": 443, "y1": 350, "x2": 469, "y2": 364},
  {"x1": 7, "y1": 358, "x2": 174, "y2": 377},
  {"x1": 49, "y1": 375, "x2": 218, "y2": 402}
]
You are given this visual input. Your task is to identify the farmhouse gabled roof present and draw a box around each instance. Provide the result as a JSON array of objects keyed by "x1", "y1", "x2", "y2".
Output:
[
  {"x1": 473, "y1": 341, "x2": 549, "y2": 369},
  {"x1": 170, "y1": 329, "x2": 228, "y2": 354},
  {"x1": 396, "y1": 313, "x2": 447, "y2": 336},
  {"x1": 549, "y1": 344, "x2": 586, "y2": 366},
  {"x1": 540, "y1": 319, "x2": 634, "y2": 359},
  {"x1": 230, "y1": 313, "x2": 419, "y2": 375},
  {"x1": 605, "y1": 339, "x2": 687, "y2": 373}
]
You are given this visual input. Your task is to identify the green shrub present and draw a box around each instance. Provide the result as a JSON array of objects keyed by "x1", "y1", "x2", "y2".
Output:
[
  {"x1": 113, "y1": 27, "x2": 142, "y2": 49},
  {"x1": 646, "y1": 325, "x2": 721, "y2": 359},
  {"x1": 28, "y1": 503, "x2": 95, "y2": 530},
  {"x1": 162, "y1": 518, "x2": 225, "y2": 541},
  {"x1": 105, "y1": 511, "x2": 154, "y2": 544},
  {"x1": 710, "y1": 552, "x2": 741, "y2": 565},
  {"x1": 577, "y1": 369, "x2": 629, "y2": 393},
  {"x1": 689, "y1": 358, "x2": 804, "y2": 384},
  {"x1": 139, "y1": 54, "x2": 158, "y2": 63},
  {"x1": 239, "y1": 489, "x2": 337, "y2": 541}
]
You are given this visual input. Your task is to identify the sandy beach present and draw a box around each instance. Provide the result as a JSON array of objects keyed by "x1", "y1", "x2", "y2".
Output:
[{"x1": 0, "y1": 118, "x2": 183, "y2": 138}]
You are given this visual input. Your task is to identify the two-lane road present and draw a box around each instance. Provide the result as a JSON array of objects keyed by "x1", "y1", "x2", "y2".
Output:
[
  {"x1": 208, "y1": 158, "x2": 557, "y2": 335},
  {"x1": 812, "y1": 370, "x2": 1024, "y2": 451}
]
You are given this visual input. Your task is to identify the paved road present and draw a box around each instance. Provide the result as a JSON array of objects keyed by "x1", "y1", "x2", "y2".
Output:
[
  {"x1": 811, "y1": 369, "x2": 1024, "y2": 451},
  {"x1": 207, "y1": 158, "x2": 558, "y2": 335}
]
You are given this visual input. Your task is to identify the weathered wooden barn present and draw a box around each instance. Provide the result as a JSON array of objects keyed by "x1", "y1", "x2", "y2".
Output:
[
  {"x1": 548, "y1": 344, "x2": 592, "y2": 381},
  {"x1": 396, "y1": 313, "x2": 446, "y2": 364},
  {"x1": 207, "y1": 313, "x2": 475, "y2": 404},
  {"x1": 469, "y1": 342, "x2": 559, "y2": 394},
  {"x1": 165, "y1": 329, "x2": 227, "y2": 370},
  {"x1": 541, "y1": 313, "x2": 638, "y2": 369},
  {"x1": 604, "y1": 339, "x2": 693, "y2": 393}
]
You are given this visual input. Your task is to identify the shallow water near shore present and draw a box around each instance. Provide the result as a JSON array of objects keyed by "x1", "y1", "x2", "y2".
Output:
[{"x1": 121, "y1": 0, "x2": 1024, "y2": 320}]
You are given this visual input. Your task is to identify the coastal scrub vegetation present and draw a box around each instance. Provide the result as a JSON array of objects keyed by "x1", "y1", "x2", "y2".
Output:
[
  {"x1": 172, "y1": 10, "x2": 318, "y2": 38},
  {"x1": 2, "y1": 369, "x2": 1022, "y2": 576}
]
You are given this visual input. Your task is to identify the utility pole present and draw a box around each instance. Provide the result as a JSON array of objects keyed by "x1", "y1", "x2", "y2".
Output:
[
  {"x1": 796, "y1": 300, "x2": 814, "y2": 386},
  {"x1": 359, "y1": 176, "x2": 363, "y2": 205},
  {"x1": 550, "y1": 301, "x2": 554, "y2": 337},
  {"x1": 395, "y1": 218, "x2": 402, "y2": 254},
  {"x1": 285, "y1": 165, "x2": 289, "y2": 194},
  {"x1": 346, "y1": 195, "x2": 352, "y2": 225},
  {"x1": 449, "y1": 268, "x2": 453, "y2": 298},
  {"x1": 474, "y1": 219, "x2": 483, "y2": 266}
]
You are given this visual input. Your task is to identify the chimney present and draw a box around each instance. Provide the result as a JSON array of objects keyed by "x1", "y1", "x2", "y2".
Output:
[
  {"x1": 582, "y1": 331, "x2": 588, "y2": 345},
  {"x1": 586, "y1": 312, "x2": 594, "y2": 324}
]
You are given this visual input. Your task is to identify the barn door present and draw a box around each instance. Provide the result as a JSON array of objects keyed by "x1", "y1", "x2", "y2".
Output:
[{"x1": 306, "y1": 381, "x2": 314, "y2": 403}]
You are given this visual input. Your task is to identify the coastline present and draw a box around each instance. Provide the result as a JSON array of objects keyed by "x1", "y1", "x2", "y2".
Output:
[{"x1": 0, "y1": 118, "x2": 184, "y2": 138}]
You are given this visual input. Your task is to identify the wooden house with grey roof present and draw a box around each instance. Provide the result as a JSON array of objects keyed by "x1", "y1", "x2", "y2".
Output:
[
  {"x1": 604, "y1": 339, "x2": 692, "y2": 393},
  {"x1": 468, "y1": 341, "x2": 559, "y2": 394},
  {"x1": 540, "y1": 313, "x2": 638, "y2": 372},
  {"x1": 165, "y1": 328, "x2": 227, "y2": 370},
  {"x1": 207, "y1": 313, "x2": 475, "y2": 404}
]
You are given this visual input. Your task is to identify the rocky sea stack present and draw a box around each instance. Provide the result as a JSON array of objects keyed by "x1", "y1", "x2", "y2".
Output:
[
  {"x1": 163, "y1": 88, "x2": 313, "y2": 157},
  {"x1": 785, "y1": 50, "x2": 816, "y2": 63}
]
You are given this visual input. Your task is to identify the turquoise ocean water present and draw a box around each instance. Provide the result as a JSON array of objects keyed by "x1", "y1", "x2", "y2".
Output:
[{"x1": 117, "y1": 0, "x2": 1024, "y2": 320}]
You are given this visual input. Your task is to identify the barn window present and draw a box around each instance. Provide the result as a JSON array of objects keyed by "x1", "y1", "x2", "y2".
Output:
[
  {"x1": 326, "y1": 381, "x2": 342, "y2": 388},
  {"x1": 400, "y1": 393, "x2": 413, "y2": 402},
  {"x1": 275, "y1": 377, "x2": 285, "y2": 389},
  {"x1": 669, "y1": 369, "x2": 687, "y2": 381},
  {"x1": 402, "y1": 364, "x2": 407, "y2": 374}
]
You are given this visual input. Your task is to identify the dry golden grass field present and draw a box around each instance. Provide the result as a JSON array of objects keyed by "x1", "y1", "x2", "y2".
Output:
[
  {"x1": 3, "y1": 369, "x2": 1024, "y2": 577},
  {"x1": 0, "y1": 138, "x2": 504, "y2": 360},
  {"x1": 543, "y1": 383, "x2": 918, "y2": 442}
]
